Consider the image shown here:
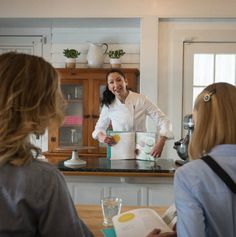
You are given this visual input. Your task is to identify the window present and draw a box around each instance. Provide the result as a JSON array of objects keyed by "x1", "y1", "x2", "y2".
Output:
[
  {"x1": 183, "y1": 42, "x2": 236, "y2": 116},
  {"x1": 192, "y1": 53, "x2": 236, "y2": 105}
]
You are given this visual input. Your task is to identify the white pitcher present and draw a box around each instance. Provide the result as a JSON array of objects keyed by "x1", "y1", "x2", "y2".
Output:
[{"x1": 87, "y1": 43, "x2": 108, "y2": 68}]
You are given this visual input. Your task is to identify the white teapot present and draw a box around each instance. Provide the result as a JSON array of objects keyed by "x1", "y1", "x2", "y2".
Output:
[{"x1": 87, "y1": 43, "x2": 108, "y2": 68}]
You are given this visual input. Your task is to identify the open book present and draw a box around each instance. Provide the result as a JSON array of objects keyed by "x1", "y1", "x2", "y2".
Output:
[
  {"x1": 111, "y1": 204, "x2": 176, "y2": 237},
  {"x1": 107, "y1": 131, "x2": 157, "y2": 161}
]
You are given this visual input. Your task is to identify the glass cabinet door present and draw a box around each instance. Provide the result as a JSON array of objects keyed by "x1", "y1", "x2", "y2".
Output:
[
  {"x1": 60, "y1": 84, "x2": 84, "y2": 147},
  {"x1": 90, "y1": 79, "x2": 107, "y2": 153}
]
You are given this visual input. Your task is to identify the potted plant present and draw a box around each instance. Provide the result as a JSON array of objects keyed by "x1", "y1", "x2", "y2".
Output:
[
  {"x1": 63, "y1": 48, "x2": 81, "y2": 69},
  {"x1": 108, "y1": 49, "x2": 126, "y2": 68}
]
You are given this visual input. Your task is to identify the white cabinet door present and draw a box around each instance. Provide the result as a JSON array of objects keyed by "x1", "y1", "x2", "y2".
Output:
[
  {"x1": 64, "y1": 176, "x2": 174, "y2": 206},
  {"x1": 148, "y1": 184, "x2": 175, "y2": 206},
  {"x1": 73, "y1": 183, "x2": 106, "y2": 204},
  {"x1": 0, "y1": 36, "x2": 43, "y2": 56},
  {"x1": 110, "y1": 184, "x2": 147, "y2": 206}
]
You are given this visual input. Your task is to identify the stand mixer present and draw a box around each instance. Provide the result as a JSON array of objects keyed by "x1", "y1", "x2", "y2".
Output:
[{"x1": 173, "y1": 114, "x2": 194, "y2": 165}]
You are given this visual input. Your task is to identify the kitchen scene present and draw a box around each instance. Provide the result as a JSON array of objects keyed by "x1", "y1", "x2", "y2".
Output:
[{"x1": 0, "y1": 1, "x2": 236, "y2": 236}]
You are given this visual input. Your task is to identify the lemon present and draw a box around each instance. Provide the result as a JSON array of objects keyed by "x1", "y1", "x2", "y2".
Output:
[{"x1": 112, "y1": 134, "x2": 121, "y2": 143}]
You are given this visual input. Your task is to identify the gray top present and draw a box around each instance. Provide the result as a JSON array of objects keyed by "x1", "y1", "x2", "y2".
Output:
[{"x1": 0, "y1": 159, "x2": 93, "y2": 237}]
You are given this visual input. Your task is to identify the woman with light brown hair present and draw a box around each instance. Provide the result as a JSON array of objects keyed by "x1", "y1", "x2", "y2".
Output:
[{"x1": 0, "y1": 52, "x2": 93, "y2": 236}]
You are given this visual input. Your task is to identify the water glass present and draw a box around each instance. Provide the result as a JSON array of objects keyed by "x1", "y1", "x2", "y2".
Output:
[{"x1": 101, "y1": 197, "x2": 122, "y2": 226}]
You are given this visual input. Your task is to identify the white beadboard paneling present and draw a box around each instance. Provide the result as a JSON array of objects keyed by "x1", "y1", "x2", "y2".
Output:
[
  {"x1": 52, "y1": 28, "x2": 140, "y2": 44},
  {"x1": 51, "y1": 18, "x2": 140, "y2": 28},
  {"x1": 51, "y1": 23, "x2": 140, "y2": 67},
  {"x1": 51, "y1": 52, "x2": 139, "y2": 64},
  {"x1": 0, "y1": 18, "x2": 140, "y2": 29},
  {"x1": 52, "y1": 43, "x2": 88, "y2": 53},
  {"x1": 52, "y1": 43, "x2": 140, "y2": 67},
  {"x1": 52, "y1": 27, "x2": 140, "y2": 34},
  {"x1": 104, "y1": 54, "x2": 139, "y2": 63},
  {"x1": 52, "y1": 43, "x2": 140, "y2": 54},
  {"x1": 107, "y1": 44, "x2": 140, "y2": 53},
  {"x1": 0, "y1": 27, "x2": 51, "y2": 35},
  {"x1": 0, "y1": 18, "x2": 141, "y2": 69},
  {"x1": 52, "y1": 62, "x2": 139, "y2": 69}
]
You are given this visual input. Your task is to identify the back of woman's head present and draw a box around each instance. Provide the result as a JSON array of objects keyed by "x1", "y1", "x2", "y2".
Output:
[
  {"x1": 189, "y1": 82, "x2": 236, "y2": 159},
  {"x1": 0, "y1": 52, "x2": 65, "y2": 166}
]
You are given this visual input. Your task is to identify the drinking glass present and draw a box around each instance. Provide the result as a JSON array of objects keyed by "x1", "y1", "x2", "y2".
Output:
[{"x1": 101, "y1": 197, "x2": 122, "y2": 226}]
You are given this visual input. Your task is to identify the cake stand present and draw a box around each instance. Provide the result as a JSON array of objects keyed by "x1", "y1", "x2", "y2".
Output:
[
  {"x1": 64, "y1": 149, "x2": 87, "y2": 168},
  {"x1": 60, "y1": 146, "x2": 95, "y2": 168}
]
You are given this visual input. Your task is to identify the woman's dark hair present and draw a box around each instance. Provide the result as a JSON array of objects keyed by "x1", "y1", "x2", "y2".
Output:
[{"x1": 101, "y1": 69, "x2": 126, "y2": 107}]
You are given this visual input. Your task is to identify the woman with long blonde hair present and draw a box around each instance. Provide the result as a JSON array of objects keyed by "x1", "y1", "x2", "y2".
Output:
[
  {"x1": 148, "y1": 82, "x2": 236, "y2": 237},
  {"x1": 175, "y1": 82, "x2": 236, "y2": 237},
  {"x1": 0, "y1": 52, "x2": 93, "y2": 236}
]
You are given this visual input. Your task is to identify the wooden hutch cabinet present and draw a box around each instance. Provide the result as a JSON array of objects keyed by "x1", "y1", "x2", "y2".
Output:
[{"x1": 44, "y1": 68, "x2": 140, "y2": 164}]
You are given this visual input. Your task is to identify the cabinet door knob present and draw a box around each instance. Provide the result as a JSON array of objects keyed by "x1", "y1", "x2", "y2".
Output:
[
  {"x1": 92, "y1": 115, "x2": 99, "y2": 119},
  {"x1": 84, "y1": 115, "x2": 90, "y2": 118},
  {"x1": 51, "y1": 137, "x2": 56, "y2": 142}
]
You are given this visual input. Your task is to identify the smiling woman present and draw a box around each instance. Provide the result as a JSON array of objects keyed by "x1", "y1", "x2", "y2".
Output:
[
  {"x1": 92, "y1": 68, "x2": 174, "y2": 158},
  {"x1": 107, "y1": 69, "x2": 129, "y2": 103}
]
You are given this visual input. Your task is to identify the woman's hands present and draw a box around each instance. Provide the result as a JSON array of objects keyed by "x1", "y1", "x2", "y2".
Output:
[
  {"x1": 97, "y1": 132, "x2": 116, "y2": 146},
  {"x1": 151, "y1": 136, "x2": 167, "y2": 158},
  {"x1": 146, "y1": 229, "x2": 177, "y2": 237},
  {"x1": 97, "y1": 133, "x2": 167, "y2": 156}
]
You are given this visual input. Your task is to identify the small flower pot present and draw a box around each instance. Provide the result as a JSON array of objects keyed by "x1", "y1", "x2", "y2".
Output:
[
  {"x1": 110, "y1": 58, "x2": 121, "y2": 68},
  {"x1": 66, "y1": 58, "x2": 76, "y2": 69}
]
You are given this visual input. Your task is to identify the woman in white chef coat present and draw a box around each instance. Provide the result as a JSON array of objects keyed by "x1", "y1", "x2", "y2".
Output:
[{"x1": 92, "y1": 69, "x2": 174, "y2": 157}]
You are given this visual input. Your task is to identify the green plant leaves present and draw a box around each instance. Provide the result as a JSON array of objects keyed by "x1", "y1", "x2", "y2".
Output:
[
  {"x1": 108, "y1": 49, "x2": 126, "y2": 59},
  {"x1": 63, "y1": 49, "x2": 81, "y2": 58}
]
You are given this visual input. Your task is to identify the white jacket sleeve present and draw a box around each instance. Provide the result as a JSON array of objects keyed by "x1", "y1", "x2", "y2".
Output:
[
  {"x1": 143, "y1": 95, "x2": 174, "y2": 139},
  {"x1": 92, "y1": 105, "x2": 110, "y2": 140}
]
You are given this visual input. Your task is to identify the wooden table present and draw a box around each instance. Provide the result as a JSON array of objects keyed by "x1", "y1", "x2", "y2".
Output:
[{"x1": 75, "y1": 204, "x2": 167, "y2": 237}]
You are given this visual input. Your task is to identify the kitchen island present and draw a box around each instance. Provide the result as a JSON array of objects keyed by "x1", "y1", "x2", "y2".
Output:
[
  {"x1": 58, "y1": 157, "x2": 176, "y2": 206},
  {"x1": 58, "y1": 157, "x2": 175, "y2": 177}
]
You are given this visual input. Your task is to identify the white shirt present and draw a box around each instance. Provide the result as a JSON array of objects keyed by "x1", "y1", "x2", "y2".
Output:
[{"x1": 92, "y1": 91, "x2": 174, "y2": 139}]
